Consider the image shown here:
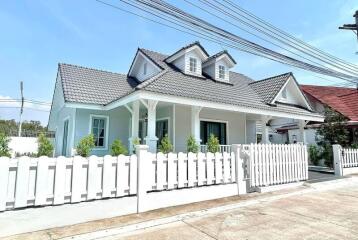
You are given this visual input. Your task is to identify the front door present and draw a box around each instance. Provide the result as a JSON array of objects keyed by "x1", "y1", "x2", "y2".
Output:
[{"x1": 200, "y1": 120, "x2": 227, "y2": 144}]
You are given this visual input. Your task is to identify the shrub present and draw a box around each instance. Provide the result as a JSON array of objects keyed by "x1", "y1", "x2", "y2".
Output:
[
  {"x1": 0, "y1": 132, "x2": 11, "y2": 157},
  {"x1": 111, "y1": 139, "x2": 128, "y2": 156},
  {"x1": 351, "y1": 143, "x2": 358, "y2": 149},
  {"x1": 159, "y1": 134, "x2": 173, "y2": 154},
  {"x1": 15, "y1": 152, "x2": 37, "y2": 158},
  {"x1": 37, "y1": 133, "x2": 54, "y2": 157},
  {"x1": 186, "y1": 135, "x2": 199, "y2": 153},
  {"x1": 76, "y1": 134, "x2": 95, "y2": 157},
  {"x1": 308, "y1": 145, "x2": 320, "y2": 166},
  {"x1": 320, "y1": 143, "x2": 333, "y2": 168},
  {"x1": 207, "y1": 134, "x2": 220, "y2": 153}
]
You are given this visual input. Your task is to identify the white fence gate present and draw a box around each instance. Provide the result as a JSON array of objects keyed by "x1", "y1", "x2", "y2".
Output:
[
  {"x1": 242, "y1": 144, "x2": 308, "y2": 187},
  {"x1": 333, "y1": 145, "x2": 358, "y2": 176}
]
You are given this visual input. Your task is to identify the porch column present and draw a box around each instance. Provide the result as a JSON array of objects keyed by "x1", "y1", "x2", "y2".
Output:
[
  {"x1": 145, "y1": 100, "x2": 158, "y2": 153},
  {"x1": 298, "y1": 120, "x2": 308, "y2": 144},
  {"x1": 191, "y1": 106, "x2": 202, "y2": 145},
  {"x1": 260, "y1": 116, "x2": 271, "y2": 144},
  {"x1": 128, "y1": 101, "x2": 140, "y2": 153}
]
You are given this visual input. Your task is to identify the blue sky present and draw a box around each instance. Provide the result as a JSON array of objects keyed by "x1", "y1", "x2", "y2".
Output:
[{"x1": 0, "y1": 0, "x2": 357, "y2": 125}]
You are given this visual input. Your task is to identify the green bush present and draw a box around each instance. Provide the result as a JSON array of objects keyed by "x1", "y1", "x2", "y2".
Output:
[
  {"x1": 111, "y1": 139, "x2": 128, "y2": 156},
  {"x1": 320, "y1": 143, "x2": 333, "y2": 168},
  {"x1": 159, "y1": 134, "x2": 173, "y2": 154},
  {"x1": 37, "y1": 133, "x2": 54, "y2": 157},
  {"x1": 207, "y1": 134, "x2": 220, "y2": 153},
  {"x1": 186, "y1": 135, "x2": 199, "y2": 153},
  {"x1": 0, "y1": 132, "x2": 11, "y2": 157},
  {"x1": 351, "y1": 143, "x2": 358, "y2": 149},
  {"x1": 76, "y1": 134, "x2": 95, "y2": 157},
  {"x1": 308, "y1": 145, "x2": 320, "y2": 166}
]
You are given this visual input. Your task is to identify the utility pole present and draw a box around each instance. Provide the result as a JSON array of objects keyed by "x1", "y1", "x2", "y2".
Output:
[
  {"x1": 18, "y1": 81, "x2": 24, "y2": 137},
  {"x1": 339, "y1": 10, "x2": 358, "y2": 40}
]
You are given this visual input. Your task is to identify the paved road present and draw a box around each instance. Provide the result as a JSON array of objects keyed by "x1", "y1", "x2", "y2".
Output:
[{"x1": 106, "y1": 183, "x2": 358, "y2": 240}]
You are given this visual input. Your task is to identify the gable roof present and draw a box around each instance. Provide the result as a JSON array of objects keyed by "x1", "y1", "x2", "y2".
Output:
[
  {"x1": 301, "y1": 85, "x2": 358, "y2": 121},
  {"x1": 203, "y1": 50, "x2": 237, "y2": 65},
  {"x1": 164, "y1": 41, "x2": 209, "y2": 62},
  {"x1": 249, "y1": 72, "x2": 292, "y2": 104},
  {"x1": 55, "y1": 45, "x2": 322, "y2": 119}
]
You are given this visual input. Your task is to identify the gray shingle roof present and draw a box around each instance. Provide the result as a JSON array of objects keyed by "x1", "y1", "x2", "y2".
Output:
[
  {"x1": 249, "y1": 72, "x2": 291, "y2": 104},
  {"x1": 59, "y1": 63, "x2": 138, "y2": 105},
  {"x1": 57, "y1": 48, "x2": 321, "y2": 118},
  {"x1": 203, "y1": 50, "x2": 237, "y2": 65}
]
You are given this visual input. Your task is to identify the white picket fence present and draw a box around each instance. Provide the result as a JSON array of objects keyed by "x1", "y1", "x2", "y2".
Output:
[
  {"x1": 245, "y1": 144, "x2": 308, "y2": 187},
  {"x1": 146, "y1": 151, "x2": 236, "y2": 191},
  {"x1": 0, "y1": 143, "x2": 310, "y2": 212},
  {"x1": 0, "y1": 155, "x2": 137, "y2": 211},
  {"x1": 333, "y1": 145, "x2": 358, "y2": 176},
  {"x1": 200, "y1": 145, "x2": 232, "y2": 153}
]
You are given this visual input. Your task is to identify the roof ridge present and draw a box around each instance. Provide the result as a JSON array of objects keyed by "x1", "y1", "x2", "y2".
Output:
[
  {"x1": 139, "y1": 48, "x2": 168, "y2": 57},
  {"x1": 59, "y1": 63, "x2": 126, "y2": 76},
  {"x1": 249, "y1": 72, "x2": 292, "y2": 85}
]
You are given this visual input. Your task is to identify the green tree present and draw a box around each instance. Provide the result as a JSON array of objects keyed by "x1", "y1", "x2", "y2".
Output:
[
  {"x1": 159, "y1": 134, "x2": 173, "y2": 154},
  {"x1": 207, "y1": 134, "x2": 220, "y2": 153},
  {"x1": 37, "y1": 132, "x2": 54, "y2": 157},
  {"x1": 0, "y1": 133, "x2": 11, "y2": 157},
  {"x1": 76, "y1": 134, "x2": 95, "y2": 157},
  {"x1": 308, "y1": 145, "x2": 320, "y2": 166},
  {"x1": 186, "y1": 135, "x2": 199, "y2": 153},
  {"x1": 111, "y1": 139, "x2": 128, "y2": 156},
  {"x1": 316, "y1": 107, "x2": 349, "y2": 167}
]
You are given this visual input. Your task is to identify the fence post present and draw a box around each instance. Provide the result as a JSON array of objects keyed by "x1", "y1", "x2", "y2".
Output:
[
  {"x1": 333, "y1": 144, "x2": 343, "y2": 176},
  {"x1": 136, "y1": 145, "x2": 149, "y2": 213},
  {"x1": 232, "y1": 144, "x2": 247, "y2": 195}
]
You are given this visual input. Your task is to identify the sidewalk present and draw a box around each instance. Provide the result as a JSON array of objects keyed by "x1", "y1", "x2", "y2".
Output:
[{"x1": 2, "y1": 177, "x2": 358, "y2": 240}]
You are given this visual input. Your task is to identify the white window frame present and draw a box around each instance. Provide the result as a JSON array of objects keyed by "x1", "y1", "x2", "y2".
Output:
[
  {"x1": 218, "y1": 65, "x2": 225, "y2": 79},
  {"x1": 199, "y1": 118, "x2": 229, "y2": 145},
  {"x1": 189, "y1": 57, "x2": 197, "y2": 73},
  {"x1": 89, "y1": 114, "x2": 109, "y2": 150}
]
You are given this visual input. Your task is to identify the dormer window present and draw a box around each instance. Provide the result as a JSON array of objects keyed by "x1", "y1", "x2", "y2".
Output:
[
  {"x1": 143, "y1": 62, "x2": 147, "y2": 75},
  {"x1": 218, "y1": 65, "x2": 225, "y2": 79},
  {"x1": 189, "y1": 57, "x2": 197, "y2": 73}
]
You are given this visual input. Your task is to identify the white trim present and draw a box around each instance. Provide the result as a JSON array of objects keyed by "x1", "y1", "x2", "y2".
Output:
[
  {"x1": 199, "y1": 118, "x2": 229, "y2": 145},
  {"x1": 71, "y1": 109, "x2": 76, "y2": 156},
  {"x1": 128, "y1": 51, "x2": 162, "y2": 77},
  {"x1": 89, "y1": 114, "x2": 110, "y2": 151},
  {"x1": 172, "y1": 104, "x2": 176, "y2": 152},
  {"x1": 271, "y1": 76, "x2": 312, "y2": 111},
  {"x1": 166, "y1": 45, "x2": 208, "y2": 63}
]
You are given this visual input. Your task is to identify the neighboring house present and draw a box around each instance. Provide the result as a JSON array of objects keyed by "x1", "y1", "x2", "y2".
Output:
[
  {"x1": 48, "y1": 42, "x2": 324, "y2": 156},
  {"x1": 273, "y1": 85, "x2": 358, "y2": 145}
]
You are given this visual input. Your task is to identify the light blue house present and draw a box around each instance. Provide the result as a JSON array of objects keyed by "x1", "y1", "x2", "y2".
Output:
[{"x1": 48, "y1": 42, "x2": 324, "y2": 156}]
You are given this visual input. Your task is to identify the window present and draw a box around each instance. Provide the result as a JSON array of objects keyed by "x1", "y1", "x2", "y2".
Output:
[
  {"x1": 189, "y1": 57, "x2": 197, "y2": 73},
  {"x1": 156, "y1": 119, "x2": 169, "y2": 147},
  {"x1": 200, "y1": 121, "x2": 227, "y2": 145},
  {"x1": 143, "y1": 62, "x2": 147, "y2": 75},
  {"x1": 91, "y1": 116, "x2": 107, "y2": 148},
  {"x1": 218, "y1": 65, "x2": 225, "y2": 79},
  {"x1": 282, "y1": 88, "x2": 287, "y2": 99}
]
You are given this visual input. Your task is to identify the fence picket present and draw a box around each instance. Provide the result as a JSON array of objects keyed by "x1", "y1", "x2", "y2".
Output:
[
  {"x1": 87, "y1": 156, "x2": 98, "y2": 200},
  {"x1": 230, "y1": 151, "x2": 236, "y2": 183},
  {"x1": 71, "y1": 156, "x2": 83, "y2": 203},
  {"x1": 223, "y1": 152, "x2": 230, "y2": 183},
  {"x1": 0, "y1": 157, "x2": 10, "y2": 211},
  {"x1": 215, "y1": 152, "x2": 223, "y2": 184},
  {"x1": 35, "y1": 156, "x2": 50, "y2": 206},
  {"x1": 188, "y1": 152, "x2": 196, "y2": 187},
  {"x1": 197, "y1": 152, "x2": 206, "y2": 186},
  {"x1": 178, "y1": 152, "x2": 186, "y2": 188},
  {"x1": 167, "y1": 153, "x2": 176, "y2": 189},
  {"x1": 116, "y1": 155, "x2": 128, "y2": 196},
  {"x1": 129, "y1": 155, "x2": 137, "y2": 194},
  {"x1": 206, "y1": 152, "x2": 215, "y2": 185},
  {"x1": 15, "y1": 157, "x2": 31, "y2": 208},
  {"x1": 156, "y1": 153, "x2": 166, "y2": 190},
  {"x1": 102, "y1": 156, "x2": 113, "y2": 198}
]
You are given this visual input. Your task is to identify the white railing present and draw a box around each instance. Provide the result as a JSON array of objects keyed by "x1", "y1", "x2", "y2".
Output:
[
  {"x1": 0, "y1": 155, "x2": 137, "y2": 211},
  {"x1": 341, "y1": 148, "x2": 358, "y2": 168},
  {"x1": 200, "y1": 145, "x2": 232, "y2": 153},
  {"x1": 333, "y1": 145, "x2": 358, "y2": 176},
  {"x1": 246, "y1": 144, "x2": 308, "y2": 187},
  {"x1": 146, "y1": 152, "x2": 236, "y2": 191}
]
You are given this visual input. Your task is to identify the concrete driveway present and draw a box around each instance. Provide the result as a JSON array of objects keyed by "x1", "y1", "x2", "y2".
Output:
[{"x1": 105, "y1": 182, "x2": 358, "y2": 240}]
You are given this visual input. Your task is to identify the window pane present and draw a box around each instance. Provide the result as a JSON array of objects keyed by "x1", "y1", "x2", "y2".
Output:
[
  {"x1": 99, "y1": 128, "x2": 105, "y2": 137},
  {"x1": 92, "y1": 117, "x2": 107, "y2": 147},
  {"x1": 93, "y1": 127, "x2": 98, "y2": 136},
  {"x1": 99, "y1": 119, "x2": 105, "y2": 128},
  {"x1": 98, "y1": 138, "x2": 104, "y2": 147},
  {"x1": 93, "y1": 119, "x2": 99, "y2": 127}
]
